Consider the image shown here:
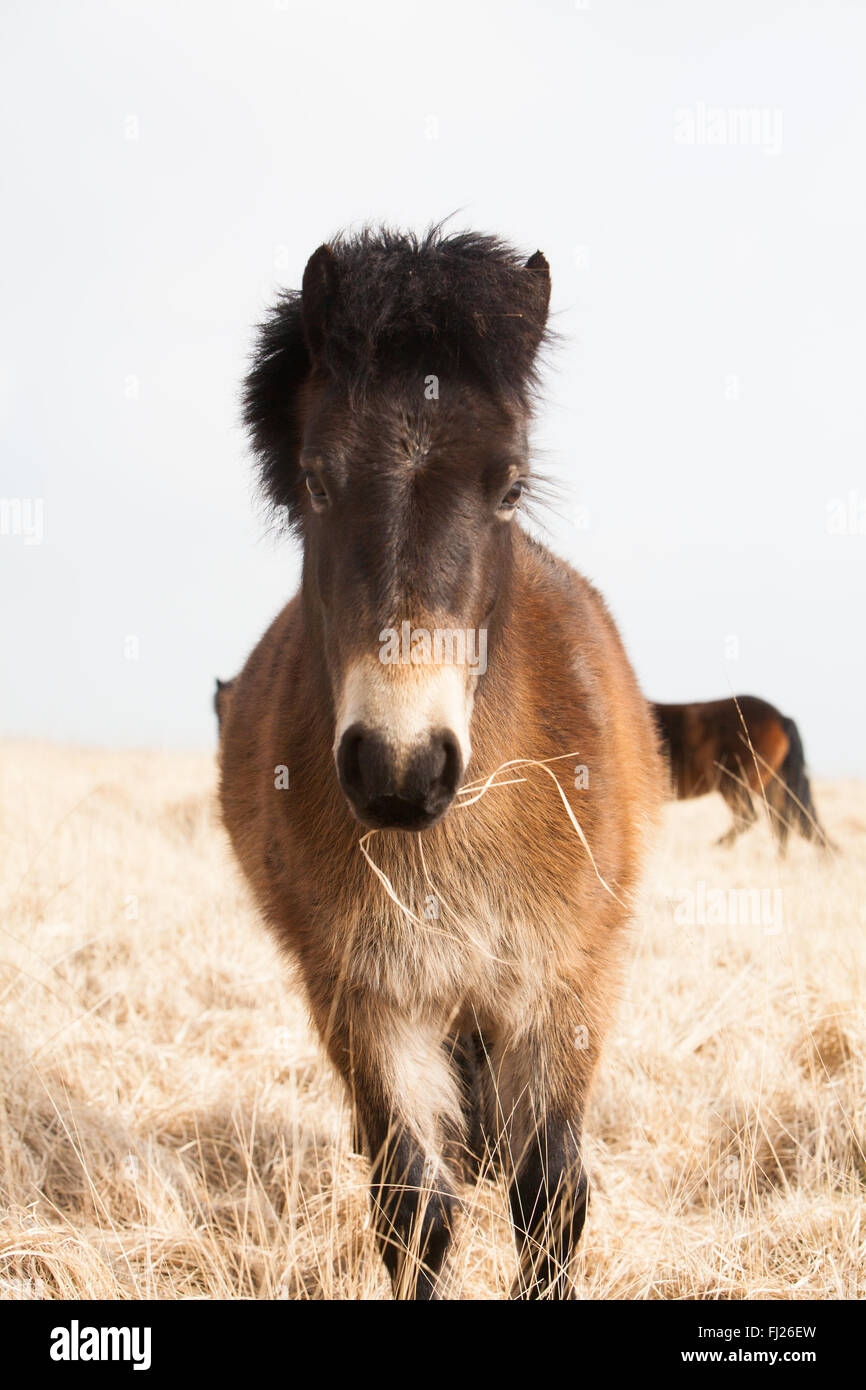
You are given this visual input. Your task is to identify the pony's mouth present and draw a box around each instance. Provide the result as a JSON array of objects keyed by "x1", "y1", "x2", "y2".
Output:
[{"x1": 348, "y1": 792, "x2": 451, "y2": 833}]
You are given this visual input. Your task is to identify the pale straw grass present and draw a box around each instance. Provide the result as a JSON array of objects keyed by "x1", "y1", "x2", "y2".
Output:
[{"x1": 0, "y1": 741, "x2": 863, "y2": 1299}]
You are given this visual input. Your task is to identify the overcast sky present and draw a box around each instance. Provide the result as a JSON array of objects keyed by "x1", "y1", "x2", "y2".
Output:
[{"x1": 2, "y1": 0, "x2": 864, "y2": 774}]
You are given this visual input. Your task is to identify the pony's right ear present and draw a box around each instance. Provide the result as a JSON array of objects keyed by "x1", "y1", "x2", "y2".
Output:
[
  {"x1": 301, "y1": 244, "x2": 339, "y2": 361},
  {"x1": 243, "y1": 289, "x2": 314, "y2": 529},
  {"x1": 245, "y1": 244, "x2": 340, "y2": 527}
]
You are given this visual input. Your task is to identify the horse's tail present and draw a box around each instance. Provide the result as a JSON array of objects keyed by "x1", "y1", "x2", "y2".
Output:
[{"x1": 777, "y1": 717, "x2": 828, "y2": 847}]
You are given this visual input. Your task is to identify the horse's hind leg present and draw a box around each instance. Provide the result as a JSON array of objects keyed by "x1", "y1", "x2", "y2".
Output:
[
  {"x1": 765, "y1": 776, "x2": 791, "y2": 854},
  {"x1": 716, "y1": 780, "x2": 756, "y2": 847},
  {"x1": 446, "y1": 1029, "x2": 496, "y2": 1182}
]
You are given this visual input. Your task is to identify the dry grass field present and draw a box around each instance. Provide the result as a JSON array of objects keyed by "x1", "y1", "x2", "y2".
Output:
[{"x1": 0, "y1": 740, "x2": 863, "y2": 1300}]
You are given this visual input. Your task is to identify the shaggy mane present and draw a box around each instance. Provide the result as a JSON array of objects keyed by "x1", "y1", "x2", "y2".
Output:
[
  {"x1": 308, "y1": 224, "x2": 549, "y2": 393},
  {"x1": 243, "y1": 224, "x2": 551, "y2": 523}
]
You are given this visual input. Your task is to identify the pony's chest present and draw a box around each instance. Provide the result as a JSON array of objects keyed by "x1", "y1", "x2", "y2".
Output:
[{"x1": 338, "y1": 864, "x2": 554, "y2": 1013}]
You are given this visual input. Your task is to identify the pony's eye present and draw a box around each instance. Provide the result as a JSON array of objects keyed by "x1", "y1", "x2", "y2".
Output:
[
  {"x1": 304, "y1": 473, "x2": 328, "y2": 508},
  {"x1": 498, "y1": 480, "x2": 525, "y2": 512}
]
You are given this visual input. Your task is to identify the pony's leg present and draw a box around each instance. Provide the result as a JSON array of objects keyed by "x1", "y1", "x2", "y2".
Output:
[
  {"x1": 446, "y1": 1028, "x2": 496, "y2": 1182},
  {"x1": 316, "y1": 998, "x2": 461, "y2": 1300},
  {"x1": 494, "y1": 1017, "x2": 592, "y2": 1300},
  {"x1": 716, "y1": 783, "x2": 756, "y2": 847},
  {"x1": 765, "y1": 777, "x2": 791, "y2": 854},
  {"x1": 508, "y1": 1113, "x2": 588, "y2": 1300},
  {"x1": 362, "y1": 1108, "x2": 458, "y2": 1300},
  {"x1": 716, "y1": 822, "x2": 745, "y2": 848}
]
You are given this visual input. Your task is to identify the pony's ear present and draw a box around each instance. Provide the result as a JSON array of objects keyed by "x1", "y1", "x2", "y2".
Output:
[
  {"x1": 244, "y1": 290, "x2": 313, "y2": 528},
  {"x1": 301, "y1": 244, "x2": 339, "y2": 361},
  {"x1": 524, "y1": 250, "x2": 551, "y2": 322}
]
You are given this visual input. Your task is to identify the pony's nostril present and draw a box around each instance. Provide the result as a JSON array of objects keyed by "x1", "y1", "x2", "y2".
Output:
[
  {"x1": 338, "y1": 724, "x2": 398, "y2": 811},
  {"x1": 405, "y1": 730, "x2": 463, "y2": 813},
  {"x1": 337, "y1": 725, "x2": 370, "y2": 803},
  {"x1": 433, "y1": 732, "x2": 462, "y2": 799}
]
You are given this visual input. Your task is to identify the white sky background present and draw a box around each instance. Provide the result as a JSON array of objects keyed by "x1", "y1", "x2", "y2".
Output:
[{"x1": 1, "y1": 0, "x2": 864, "y2": 774}]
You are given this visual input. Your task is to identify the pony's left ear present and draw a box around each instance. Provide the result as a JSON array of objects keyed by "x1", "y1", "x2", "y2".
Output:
[{"x1": 524, "y1": 250, "x2": 551, "y2": 323}]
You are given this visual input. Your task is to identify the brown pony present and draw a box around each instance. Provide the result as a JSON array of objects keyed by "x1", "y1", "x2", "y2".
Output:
[
  {"x1": 651, "y1": 696, "x2": 828, "y2": 850},
  {"x1": 219, "y1": 227, "x2": 663, "y2": 1299}
]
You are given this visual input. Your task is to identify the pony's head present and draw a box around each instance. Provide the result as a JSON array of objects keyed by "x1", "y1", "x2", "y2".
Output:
[{"x1": 244, "y1": 227, "x2": 550, "y2": 830}]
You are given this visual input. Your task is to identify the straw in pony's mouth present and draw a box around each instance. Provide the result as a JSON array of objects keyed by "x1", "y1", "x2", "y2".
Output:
[{"x1": 357, "y1": 750, "x2": 628, "y2": 926}]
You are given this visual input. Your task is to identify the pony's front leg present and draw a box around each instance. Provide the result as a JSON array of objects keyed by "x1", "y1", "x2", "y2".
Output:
[
  {"x1": 495, "y1": 1016, "x2": 593, "y2": 1300},
  {"x1": 317, "y1": 997, "x2": 461, "y2": 1299},
  {"x1": 363, "y1": 1111, "x2": 458, "y2": 1300},
  {"x1": 508, "y1": 1112, "x2": 588, "y2": 1299}
]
